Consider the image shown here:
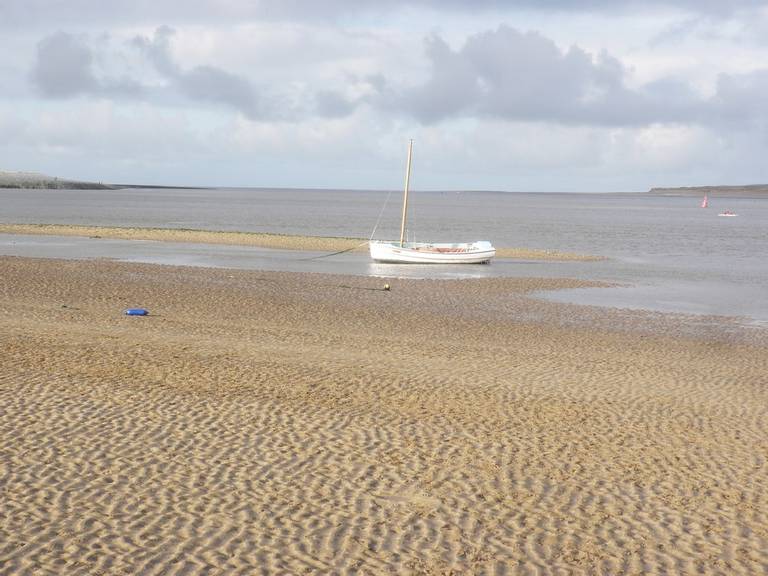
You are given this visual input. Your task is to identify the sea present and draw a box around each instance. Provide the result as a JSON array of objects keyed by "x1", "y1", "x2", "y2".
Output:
[{"x1": 1, "y1": 187, "x2": 766, "y2": 324}]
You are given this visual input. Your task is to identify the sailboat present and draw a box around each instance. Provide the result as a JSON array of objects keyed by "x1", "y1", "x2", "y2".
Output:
[
  {"x1": 701, "y1": 195, "x2": 708, "y2": 208},
  {"x1": 369, "y1": 140, "x2": 496, "y2": 264}
]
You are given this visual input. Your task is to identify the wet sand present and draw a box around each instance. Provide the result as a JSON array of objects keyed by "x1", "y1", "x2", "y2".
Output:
[
  {"x1": 0, "y1": 224, "x2": 602, "y2": 261},
  {"x1": 1, "y1": 256, "x2": 766, "y2": 574}
]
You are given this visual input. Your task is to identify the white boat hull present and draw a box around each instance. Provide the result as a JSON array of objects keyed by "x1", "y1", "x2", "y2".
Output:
[{"x1": 369, "y1": 240, "x2": 495, "y2": 264}]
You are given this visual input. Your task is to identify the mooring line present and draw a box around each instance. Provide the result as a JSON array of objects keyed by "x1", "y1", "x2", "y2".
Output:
[{"x1": 299, "y1": 240, "x2": 369, "y2": 261}]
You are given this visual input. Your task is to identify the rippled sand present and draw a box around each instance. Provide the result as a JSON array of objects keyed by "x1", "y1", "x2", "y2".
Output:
[
  {"x1": 1, "y1": 256, "x2": 766, "y2": 574},
  {"x1": 0, "y1": 224, "x2": 600, "y2": 261}
]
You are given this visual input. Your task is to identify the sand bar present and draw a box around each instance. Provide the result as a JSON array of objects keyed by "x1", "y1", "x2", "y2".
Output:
[
  {"x1": 0, "y1": 223, "x2": 602, "y2": 261},
  {"x1": 1, "y1": 256, "x2": 766, "y2": 574}
]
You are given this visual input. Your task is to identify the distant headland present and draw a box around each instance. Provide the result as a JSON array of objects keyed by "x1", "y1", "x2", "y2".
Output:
[
  {"x1": 647, "y1": 184, "x2": 768, "y2": 198},
  {"x1": 0, "y1": 170, "x2": 114, "y2": 190},
  {"x1": 0, "y1": 170, "x2": 201, "y2": 190}
]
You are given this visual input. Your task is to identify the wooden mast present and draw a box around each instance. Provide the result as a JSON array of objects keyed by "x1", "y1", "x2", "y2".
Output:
[{"x1": 399, "y1": 139, "x2": 413, "y2": 247}]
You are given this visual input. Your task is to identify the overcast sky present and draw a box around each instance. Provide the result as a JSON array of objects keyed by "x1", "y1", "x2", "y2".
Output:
[{"x1": 1, "y1": 0, "x2": 767, "y2": 191}]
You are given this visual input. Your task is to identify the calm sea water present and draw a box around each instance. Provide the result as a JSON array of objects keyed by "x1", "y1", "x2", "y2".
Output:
[{"x1": 1, "y1": 187, "x2": 766, "y2": 323}]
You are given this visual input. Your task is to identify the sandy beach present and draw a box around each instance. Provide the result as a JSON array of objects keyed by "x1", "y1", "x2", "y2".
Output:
[{"x1": 1, "y1": 255, "x2": 767, "y2": 574}]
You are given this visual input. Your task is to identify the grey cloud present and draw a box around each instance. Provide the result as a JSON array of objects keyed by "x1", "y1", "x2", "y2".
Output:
[
  {"x1": 384, "y1": 27, "x2": 651, "y2": 125},
  {"x1": 376, "y1": 25, "x2": 768, "y2": 129},
  {"x1": 26, "y1": 23, "x2": 768, "y2": 131},
  {"x1": 31, "y1": 31, "x2": 143, "y2": 98},
  {"x1": 132, "y1": 26, "x2": 178, "y2": 77},
  {"x1": 2, "y1": 0, "x2": 764, "y2": 29},
  {"x1": 131, "y1": 25, "x2": 367, "y2": 121},
  {"x1": 712, "y1": 70, "x2": 768, "y2": 125},
  {"x1": 393, "y1": 35, "x2": 480, "y2": 123},
  {"x1": 178, "y1": 66, "x2": 259, "y2": 117},
  {"x1": 28, "y1": 26, "x2": 360, "y2": 122},
  {"x1": 31, "y1": 32, "x2": 98, "y2": 97},
  {"x1": 132, "y1": 27, "x2": 284, "y2": 120},
  {"x1": 313, "y1": 90, "x2": 357, "y2": 118},
  {"x1": 30, "y1": 27, "x2": 293, "y2": 121},
  {"x1": 650, "y1": 10, "x2": 768, "y2": 47}
]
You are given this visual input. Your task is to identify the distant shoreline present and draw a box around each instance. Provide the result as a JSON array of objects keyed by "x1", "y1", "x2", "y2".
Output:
[
  {"x1": 0, "y1": 223, "x2": 603, "y2": 261},
  {"x1": 0, "y1": 170, "x2": 210, "y2": 190},
  {"x1": 0, "y1": 170, "x2": 768, "y2": 198},
  {"x1": 4, "y1": 168, "x2": 768, "y2": 197},
  {"x1": 0, "y1": 170, "x2": 209, "y2": 190},
  {"x1": 0, "y1": 171, "x2": 113, "y2": 190},
  {"x1": 647, "y1": 184, "x2": 768, "y2": 198}
]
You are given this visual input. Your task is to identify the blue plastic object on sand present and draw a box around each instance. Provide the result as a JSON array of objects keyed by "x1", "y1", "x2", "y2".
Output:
[{"x1": 125, "y1": 308, "x2": 149, "y2": 316}]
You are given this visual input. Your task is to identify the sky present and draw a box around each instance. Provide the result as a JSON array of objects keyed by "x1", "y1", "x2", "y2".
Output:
[{"x1": 1, "y1": 0, "x2": 767, "y2": 192}]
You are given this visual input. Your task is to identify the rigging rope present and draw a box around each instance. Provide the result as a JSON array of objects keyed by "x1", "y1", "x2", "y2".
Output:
[
  {"x1": 299, "y1": 240, "x2": 369, "y2": 261},
  {"x1": 369, "y1": 188, "x2": 395, "y2": 241}
]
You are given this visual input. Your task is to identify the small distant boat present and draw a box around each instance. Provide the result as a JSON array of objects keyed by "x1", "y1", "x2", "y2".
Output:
[
  {"x1": 701, "y1": 195, "x2": 708, "y2": 208},
  {"x1": 369, "y1": 140, "x2": 495, "y2": 264},
  {"x1": 718, "y1": 210, "x2": 738, "y2": 217}
]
